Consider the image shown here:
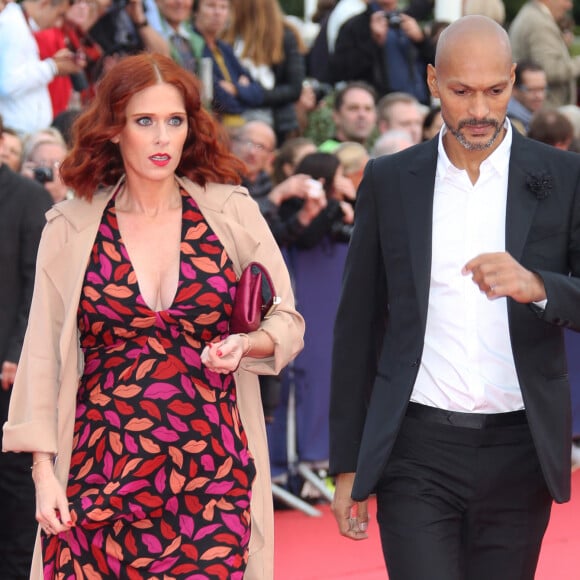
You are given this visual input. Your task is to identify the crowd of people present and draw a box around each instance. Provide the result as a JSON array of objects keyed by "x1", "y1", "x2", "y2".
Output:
[{"x1": 1, "y1": 0, "x2": 580, "y2": 578}]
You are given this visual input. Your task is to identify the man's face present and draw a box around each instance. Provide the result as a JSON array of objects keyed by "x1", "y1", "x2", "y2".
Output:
[
  {"x1": 380, "y1": 102, "x2": 424, "y2": 144},
  {"x1": 231, "y1": 124, "x2": 275, "y2": 181},
  {"x1": 35, "y1": 0, "x2": 70, "y2": 29},
  {"x1": 0, "y1": 131, "x2": 23, "y2": 172},
  {"x1": 513, "y1": 70, "x2": 547, "y2": 114},
  {"x1": 428, "y1": 40, "x2": 514, "y2": 153},
  {"x1": 542, "y1": 0, "x2": 573, "y2": 22},
  {"x1": 195, "y1": 0, "x2": 230, "y2": 37},
  {"x1": 333, "y1": 88, "x2": 377, "y2": 144},
  {"x1": 157, "y1": 0, "x2": 194, "y2": 28}
]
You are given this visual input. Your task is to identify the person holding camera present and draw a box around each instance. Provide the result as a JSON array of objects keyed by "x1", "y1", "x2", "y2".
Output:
[
  {"x1": 21, "y1": 129, "x2": 71, "y2": 204},
  {"x1": 0, "y1": 0, "x2": 85, "y2": 137},
  {"x1": 0, "y1": 114, "x2": 52, "y2": 579},
  {"x1": 331, "y1": 0, "x2": 434, "y2": 105}
]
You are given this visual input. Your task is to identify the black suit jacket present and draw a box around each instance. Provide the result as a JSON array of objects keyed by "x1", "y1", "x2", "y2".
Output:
[
  {"x1": 329, "y1": 129, "x2": 580, "y2": 503},
  {"x1": 0, "y1": 165, "x2": 52, "y2": 368}
]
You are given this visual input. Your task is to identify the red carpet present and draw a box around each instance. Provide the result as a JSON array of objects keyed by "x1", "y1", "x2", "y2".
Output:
[{"x1": 274, "y1": 469, "x2": 580, "y2": 579}]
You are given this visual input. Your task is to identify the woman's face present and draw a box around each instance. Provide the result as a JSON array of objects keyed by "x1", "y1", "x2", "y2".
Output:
[
  {"x1": 195, "y1": 0, "x2": 230, "y2": 38},
  {"x1": 111, "y1": 83, "x2": 188, "y2": 184}
]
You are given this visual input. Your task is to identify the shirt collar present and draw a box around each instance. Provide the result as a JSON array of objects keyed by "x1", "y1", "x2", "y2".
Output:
[{"x1": 437, "y1": 119, "x2": 512, "y2": 180}]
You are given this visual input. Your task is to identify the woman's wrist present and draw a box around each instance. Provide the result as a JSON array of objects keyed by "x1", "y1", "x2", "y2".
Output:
[{"x1": 237, "y1": 333, "x2": 252, "y2": 357}]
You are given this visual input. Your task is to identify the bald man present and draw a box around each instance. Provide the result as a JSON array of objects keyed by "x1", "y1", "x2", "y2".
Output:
[{"x1": 330, "y1": 15, "x2": 580, "y2": 580}]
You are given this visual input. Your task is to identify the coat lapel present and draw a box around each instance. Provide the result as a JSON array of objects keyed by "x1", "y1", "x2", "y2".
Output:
[
  {"x1": 505, "y1": 130, "x2": 540, "y2": 261},
  {"x1": 400, "y1": 139, "x2": 438, "y2": 324}
]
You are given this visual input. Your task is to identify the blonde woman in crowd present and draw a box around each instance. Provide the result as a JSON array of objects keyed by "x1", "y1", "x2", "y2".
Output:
[{"x1": 222, "y1": 0, "x2": 307, "y2": 143}]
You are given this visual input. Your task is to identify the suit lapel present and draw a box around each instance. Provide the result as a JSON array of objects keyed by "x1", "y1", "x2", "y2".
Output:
[
  {"x1": 506, "y1": 130, "x2": 540, "y2": 261},
  {"x1": 400, "y1": 140, "x2": 438, "y2": 324}
]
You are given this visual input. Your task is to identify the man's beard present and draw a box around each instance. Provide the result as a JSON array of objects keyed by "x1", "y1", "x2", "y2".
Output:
[{"x1": 444, "y1": 116, "x2": 504, "y2": 151}]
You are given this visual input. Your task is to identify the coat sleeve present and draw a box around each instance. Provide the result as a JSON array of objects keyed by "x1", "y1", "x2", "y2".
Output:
[
  {"x1": 329, "y1": 159, "x2": 389, "y2": 475},
  {"x1": 224, "y1": 191, "x2": 305, "y2": 375}
]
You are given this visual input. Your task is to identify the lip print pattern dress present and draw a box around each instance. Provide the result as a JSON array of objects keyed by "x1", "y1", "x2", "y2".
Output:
[{"x1": 42, "y1": 190, "x2": 256, "y2": 580}]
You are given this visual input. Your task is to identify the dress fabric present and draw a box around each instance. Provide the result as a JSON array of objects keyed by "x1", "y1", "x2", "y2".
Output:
[{"x1": 42, "y1": 190, "x2": 255, "y2": 580}]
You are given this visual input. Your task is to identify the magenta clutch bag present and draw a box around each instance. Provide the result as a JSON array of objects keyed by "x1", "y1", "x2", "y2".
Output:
[{"x1": 230, "y1": 262, "x2": 280, "y2": 334}]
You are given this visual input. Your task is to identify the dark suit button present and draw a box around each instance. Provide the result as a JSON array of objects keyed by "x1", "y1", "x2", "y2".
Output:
[{"x1": 411, "y1": 359, "x2": 420, "y2": 367}]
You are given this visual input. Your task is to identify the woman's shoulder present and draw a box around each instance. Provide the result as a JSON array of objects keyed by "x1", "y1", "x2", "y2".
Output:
[
  {"x1": 178, "y1": 176, "x2": 251, "y2": 211},
  {"x1": 45, "y1": 188, "x2": 113, "y2": 227}
]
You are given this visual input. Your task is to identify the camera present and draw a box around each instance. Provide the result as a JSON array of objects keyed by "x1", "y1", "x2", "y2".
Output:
[
  {"x1": 385, "y1": 10, "x2": 402, "y2": 28},
  {"x1": 33, "y1": 166, "x2": 54, "y2": 184}
]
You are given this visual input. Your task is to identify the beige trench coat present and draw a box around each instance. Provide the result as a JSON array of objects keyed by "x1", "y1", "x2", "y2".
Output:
[{"x1": 3, "y1": 176, "x2": 305, "y2": 579}]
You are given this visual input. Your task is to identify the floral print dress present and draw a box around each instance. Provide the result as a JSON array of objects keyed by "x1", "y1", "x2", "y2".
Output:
[{"x1": 42, "y1": 191, "x2": 256, "y2": 580}]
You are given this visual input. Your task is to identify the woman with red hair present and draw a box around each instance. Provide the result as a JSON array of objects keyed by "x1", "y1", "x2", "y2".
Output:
[{"x1": 4, "y1": 52, "x2": 304, "y2": 579}]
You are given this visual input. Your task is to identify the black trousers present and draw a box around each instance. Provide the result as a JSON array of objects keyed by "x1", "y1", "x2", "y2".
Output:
[
  {"x1": 0, "y1": 390, "x2": 36, "y2": 579},
  {"x1": 375, "y1": 403, "x2": 553, "y2": 580}
]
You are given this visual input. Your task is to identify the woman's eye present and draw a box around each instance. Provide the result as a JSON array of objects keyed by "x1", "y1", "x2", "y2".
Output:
[
  {"x1": 136, "y1": 117, "x2": 152, "y2": 126},
  {"x1": 169, "y1": 116, "x2": 185, "y2": 127}
]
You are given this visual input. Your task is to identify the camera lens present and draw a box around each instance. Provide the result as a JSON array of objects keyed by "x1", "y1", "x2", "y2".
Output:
[{"x1": 33, "y1": 167, "x2": 54, "y2": 184}]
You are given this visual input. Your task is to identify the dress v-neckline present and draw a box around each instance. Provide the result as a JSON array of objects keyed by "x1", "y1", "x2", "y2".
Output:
[{"x1": 112, "y1": 192, "x2": 185, "y2": 314}]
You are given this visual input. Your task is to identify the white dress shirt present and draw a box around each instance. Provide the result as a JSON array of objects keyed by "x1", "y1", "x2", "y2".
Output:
[
  {"x1": 410, "y1": 122, "x2": 525, "y2": 413},
  {"x1": 0, "y1": 3, "x2": 55, "y2": 136}
]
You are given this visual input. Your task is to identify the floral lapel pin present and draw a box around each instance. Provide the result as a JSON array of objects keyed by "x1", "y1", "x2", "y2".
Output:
[{"x1": 526, "y1": 172, "x2": 552, "y2": 201}]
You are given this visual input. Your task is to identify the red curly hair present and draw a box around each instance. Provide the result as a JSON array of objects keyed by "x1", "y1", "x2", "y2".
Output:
[{"x1": 60, "y1": 53, "x2": 244, "y2": 200}]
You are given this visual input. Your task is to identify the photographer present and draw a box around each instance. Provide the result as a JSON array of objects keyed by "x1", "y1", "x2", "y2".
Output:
[
  {"x1": 331, "y1": 0, "x2": 434, "y2": 104},
  {"x1": 21, "y1": 129, "x2": 70, "y2": 204}
]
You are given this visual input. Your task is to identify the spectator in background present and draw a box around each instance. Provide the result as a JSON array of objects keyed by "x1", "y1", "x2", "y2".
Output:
[
  {"x1": 319, "y1": 81, "x2": 378, "y2": 152},
  {"x1": 370, "y1": 128, "x2": 414, "y2": 157},
  {"x1": 335, "y1": 141, "x2": 370, "y2": 189},
  {"x1": 422, "y1": 104, "x2": 443, "y2": 141},
  {"x1": 193, "y1": 0, "x2": 264, "y2": 131},
  {"x1": 331, "y1": 0, "x2": 434, "y2": 105},
  {"x1": 305, "y1": 0, "x2": 337, "y2": 84},
  {"x1": 528, "y1": 108, "x2": 574, "y2": 150},
  {"x1": 326, "y1": 0, "x2": 366, "y2": 56},
  {"x1": 231, "y1": 120, "x2": 327, "y2": 247},
  {"x1": 507, "y1": 60, "x2": 548, "y2": 134},
  {"x1": 0, "y1": 127, "x2": 24, "y2": 172},
  {"x1": 509, "y1": 0, "x2": 580, "y2": 107},
  {"x1": 21, "y1": 130, "x2": 70, "y2": 203},
  {"x1": 377, "y1": 91, "x2": 425, "y2": 145},
  {"x1": 269, "y1": 151, "x2": 355, "y2": 493},
  {"x1": 34, "y1": 0, "x2": 113, "y2": 116},
  {"x1": 0, "y1": 113, "x2": 53, "y2": 580},
  {"x1": 272, "y1": 136, "x2": 317, "y2": 185},
  {"x1": 222, "y1": 0, "x2": 306, "y2": 144},
  {"x1": 0, "y1": 0, "x2": 84, "y2": 136},
  {"x1": 88, "y1": 0, "x2": 169, "y2": 82},
  {"x1": 151, "y1": 0, "x2": 204, "y2": 77}
]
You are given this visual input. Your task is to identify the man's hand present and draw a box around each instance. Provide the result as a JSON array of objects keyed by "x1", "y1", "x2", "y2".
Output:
[
  {"x1": 331, "y1": 472, "x2": 369, "y2": 541},
  {"x1": 1, "y1": 360, "x2": 17, "y2": 391},
  {"x1": 463, "y1": 252, "x2": 547, "y2": 303},
  {"x1": 399, "y1": 14, "x2": 425, "y2": 43}
]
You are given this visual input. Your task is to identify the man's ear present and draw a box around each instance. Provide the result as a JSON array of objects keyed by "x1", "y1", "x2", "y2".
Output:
[{"x1": 427, "y1": 64, "x2": 439, "y2": 99}]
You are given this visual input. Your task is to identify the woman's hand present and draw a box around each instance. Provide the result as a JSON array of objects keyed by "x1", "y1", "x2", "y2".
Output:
[
  {"x1": 32, "y1": 457, "x2": 73, "y2": 536},
  {"x1": 201, "y1": 334, "x2": 250, "y2": 374}
]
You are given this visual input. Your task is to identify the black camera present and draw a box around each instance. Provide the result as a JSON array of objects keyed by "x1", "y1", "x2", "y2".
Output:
[
  {"x1": 385, "y1": 10, "x2": 402, "y2": 28},
  {"x1": 33, "y1": 166, "x2": 54, "y2": 184}
]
